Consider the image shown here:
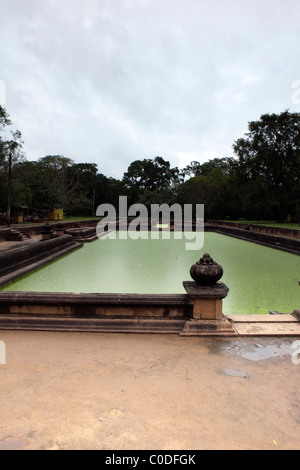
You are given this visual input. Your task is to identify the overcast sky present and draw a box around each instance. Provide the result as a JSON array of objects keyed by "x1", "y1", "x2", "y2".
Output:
[{"x1": 1, "y1": 0, "x2": 299, "y2": 179}]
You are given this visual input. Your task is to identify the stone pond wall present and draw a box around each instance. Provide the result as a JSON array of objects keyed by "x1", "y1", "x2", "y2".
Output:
[
  {"x1": 0, "y1": 235, "x2": 81, "y2": 284},
  {"x1": 206, "y1": 223, "x2": 300, "y2": 255}
]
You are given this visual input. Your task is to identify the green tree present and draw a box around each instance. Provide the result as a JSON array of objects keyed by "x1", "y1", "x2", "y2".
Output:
[
  {"x1": 122, "y1": 156, "x2": 182, "y2": 205},
  {"x1": 66, "y1": 163, "x2": 123, "y2": 216},
  {"x1": 182, "y1": 157, "x2": 234, "y2": 178},
  {"x1": 178, "y1": 157, "x2": 239, "y2": 219},
  {"x1": 177, "y1": 168, "x2": 236, "y2": 219},
  {"x1": 0, "y1": 106, "x2": 25, "y2": 225},
  {"x1": 233, "y1": 110, "x2": 300, "y2": 221},
  {"x1": 12, "y1": 158, "x2": 124, "y2": 218}
]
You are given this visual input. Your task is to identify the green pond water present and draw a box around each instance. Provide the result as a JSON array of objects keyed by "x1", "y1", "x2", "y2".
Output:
[{"x1": 1, "y1": 232, "x2": 299, "y2": 315}]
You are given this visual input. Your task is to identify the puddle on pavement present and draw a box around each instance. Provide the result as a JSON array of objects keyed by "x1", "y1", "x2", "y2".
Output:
[
  {"x1": 221, "y1": 368, "x2": 249, "y2": 378},
  {"x1": 0, "y1": 437, "x2": 31, "y2": 450},
  {"x1": 207, "y1": 338, "x2": 297, "y2": 362},
  {"x1": 240, "y1": 342, "x2": 294, "y2": 361}
]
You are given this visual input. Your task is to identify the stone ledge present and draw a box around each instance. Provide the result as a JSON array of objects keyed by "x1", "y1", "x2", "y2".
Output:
[
  {"x1": 227, "y1": 313, "x2": 300, "y2": 336},
  {"x1": 231, "y1": 322, "x2": 300, "y2": 336},
  {"x1": 182, "y1": 281, "x2": 229, "y2": 299},
  {"x1": 227, "y1": 314, "x2": 298, "y2": 323},
  {"x1": 0, "y1": 239, "x2": 82, "y2": 288},
  {"x1": 0, "y1": 315, "x2": 187, "y2": 334},
  {"x1": 0, "y1": 311, "x2": 299, "y2": 336},
  {"x1": 0, "y1": 291, "x2": 192, "y2": 306},
  {"x1": 0, "y1": 235, "x2": 81, "y2": 279},
  {"x1": 180, "y1": 317, "x2": 237, "y2": 336},
  {"x1": 293, "y1": 309, "x2": 300, "y2": 321},
  {"x1": 207, "y1": 224, "x2": 300, "y2": 255}
]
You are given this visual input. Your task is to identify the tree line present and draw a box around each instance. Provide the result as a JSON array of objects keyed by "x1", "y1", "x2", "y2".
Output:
[{"x1": 0, "y1": 106, "x2": 299, "y2": 223}]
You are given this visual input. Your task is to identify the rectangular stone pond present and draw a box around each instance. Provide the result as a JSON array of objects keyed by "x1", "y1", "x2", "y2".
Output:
[{"x1": 1, "y1": 231, "x2": 299, "y2": 315}]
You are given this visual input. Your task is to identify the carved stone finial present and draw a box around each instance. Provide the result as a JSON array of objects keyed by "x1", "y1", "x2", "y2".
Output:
[
  {"x1": 41, "y1": 223, "x2": 53, "y2": 233},
  {"x1": 190, "y1": 253, "x2": 223, "y2": 285}
]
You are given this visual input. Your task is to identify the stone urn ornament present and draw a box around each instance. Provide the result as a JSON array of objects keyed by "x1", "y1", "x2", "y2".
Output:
[{"x1": 190, "y1": 253, "x2": 223, "y2": 285}]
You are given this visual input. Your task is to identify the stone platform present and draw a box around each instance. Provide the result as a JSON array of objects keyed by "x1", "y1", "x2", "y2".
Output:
[{"x1": 227, "y1": 313, "x2": 300, "y2": 336}]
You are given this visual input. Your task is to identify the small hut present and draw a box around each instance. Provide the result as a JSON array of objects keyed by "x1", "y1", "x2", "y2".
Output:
[{"x1": 48, "y1": 208, "x2": 63, "y2": 221}]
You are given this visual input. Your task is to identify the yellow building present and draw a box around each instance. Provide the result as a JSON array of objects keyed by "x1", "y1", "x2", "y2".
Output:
[{"x1": 48, "y1": 208, "x2": 63, "y2": 221}]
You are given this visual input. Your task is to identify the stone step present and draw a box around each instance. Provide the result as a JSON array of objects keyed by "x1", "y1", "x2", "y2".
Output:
[{"x1": 9, "y1": 229, "x2": 31, "y2": 241}]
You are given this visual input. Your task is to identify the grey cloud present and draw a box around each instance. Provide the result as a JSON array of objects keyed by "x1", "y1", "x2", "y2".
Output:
[{"x1": 1, "y1": 0, "x2": 299, "y2": 178}]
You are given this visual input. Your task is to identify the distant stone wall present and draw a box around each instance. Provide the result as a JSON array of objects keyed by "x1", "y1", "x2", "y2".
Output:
[
  {"x1": 0, "y1": 235, "x2": 82, "y2": 285},
  {"x1": 64, "y1": 226, "x2": 98, "y2": 242},
  {"x1": 0, "y1": 219, "x2": 100, "y2": 240},
  {"x1": 0, "y1": 229, "x2": 11, "y2": 242},
  {"x1": 208, "y1": 220, "x2": 300, "y2": 239},
  {"x1": 206, "y1": 223, "x2": 300, "y2": 255}
]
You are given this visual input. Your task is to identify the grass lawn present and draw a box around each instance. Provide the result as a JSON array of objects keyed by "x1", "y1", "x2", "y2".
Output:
[
  {"x1": 63, "y1": 216, "x2": 101, "y2": 222},
  {"x1": 218, "y1": 220, "x2": 300, "y2": 229}
]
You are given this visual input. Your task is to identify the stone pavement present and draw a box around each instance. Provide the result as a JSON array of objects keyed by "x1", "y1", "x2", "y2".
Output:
[
  {"x1": 0, "y1": 331, "x2": 300, "y2": 450},
  {"x1": 228, "y1": 314, "x2": 300, "y2": 336}
]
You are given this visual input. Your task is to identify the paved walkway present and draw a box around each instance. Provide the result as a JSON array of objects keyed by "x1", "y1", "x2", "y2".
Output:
[
  {"x1": 0, "y1": 235, "x2": 42, "y2": 252},
  {"x1": 0, "y1": 331, "x2": 299, "y2": 450},
  {"x1": 228, "y1": 314, "x2": 300, "y2": 336}
]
